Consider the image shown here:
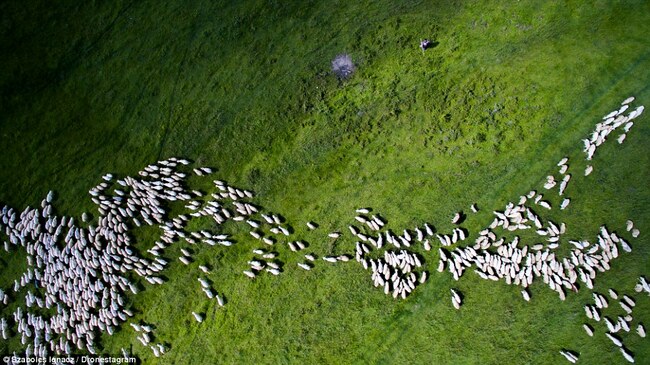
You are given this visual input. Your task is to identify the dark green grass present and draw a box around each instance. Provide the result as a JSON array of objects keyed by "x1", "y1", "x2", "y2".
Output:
[{"x1": 1, "y1": 0, "x2": 649, "y2": 364}]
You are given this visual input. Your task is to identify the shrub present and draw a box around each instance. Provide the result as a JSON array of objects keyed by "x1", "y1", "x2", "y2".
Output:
[{"x1": 331, "y1": 53, "x2": 355, "y2": 79}]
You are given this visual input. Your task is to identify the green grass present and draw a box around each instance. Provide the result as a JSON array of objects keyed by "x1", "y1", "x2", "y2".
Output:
[{"x1": 1, "y1": 0, "x2": 649, "y2": 364}]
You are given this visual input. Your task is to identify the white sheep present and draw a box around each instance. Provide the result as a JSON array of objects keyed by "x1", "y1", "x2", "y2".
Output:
[
  {"x1": 191, "y1": 312, "x2": 203, "y2": 323},
  {"x1": 559, "y1": 350, "x2": 578, "y2": 363},
  {"x1": 637, "y1": 324, "x2": 646, "y2": 338},
  {"x1": 560, "y1": 199, "x2": 570, "y2": 210},
  {"x1": 620, "y1": 347, "x2": 634, "y2": 363},
  {"x1": 605, "y1": 332, "x2": 622, "y2": 347}
]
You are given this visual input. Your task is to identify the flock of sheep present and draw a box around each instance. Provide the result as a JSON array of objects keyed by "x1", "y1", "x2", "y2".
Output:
[{"x1": 0, "y1": 97, "x2": 646, "y2": 363}]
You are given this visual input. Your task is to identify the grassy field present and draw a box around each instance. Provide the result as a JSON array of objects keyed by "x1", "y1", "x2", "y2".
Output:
[{"x1": 1, "y1": 0, "x2": 649, "y2": 364}]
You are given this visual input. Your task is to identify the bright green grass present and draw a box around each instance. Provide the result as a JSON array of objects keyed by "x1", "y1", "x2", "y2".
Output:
[{"x1": 1, "y1": 0, "x2": 649, "y2": 364}]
